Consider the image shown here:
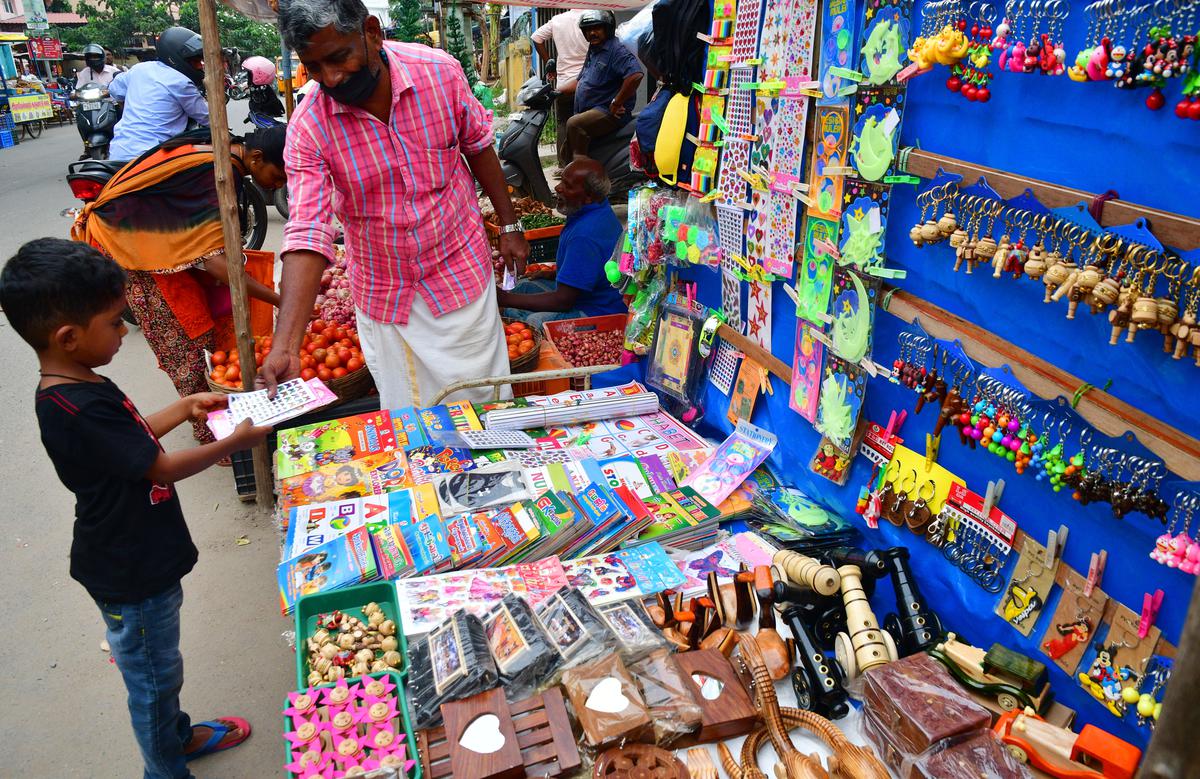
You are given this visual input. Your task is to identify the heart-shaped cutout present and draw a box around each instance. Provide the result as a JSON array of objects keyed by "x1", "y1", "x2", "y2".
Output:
[
  {"x1": 585, "y1": 676, "x2": 630, "y2": 714},
  {"x1": 691, "y1": 673, "x2": 725, "y2": 700},
  {"x1": 459, "y1": 713, "x2": 505, "y2": 755}
]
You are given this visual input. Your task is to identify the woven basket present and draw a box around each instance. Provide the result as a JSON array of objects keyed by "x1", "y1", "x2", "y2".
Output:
[
  {"x1": 205, "y1": 361, "x2": 375, "y2": 403},
  {"x1": 504, "y1": 318, "x2": 543, "y2": 375}
]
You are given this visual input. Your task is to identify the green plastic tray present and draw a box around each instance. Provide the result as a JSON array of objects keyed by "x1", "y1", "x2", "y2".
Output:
[
  {"x1": 294, "y1": 580, "x2": 407, "y2": 688},
  {"x1": 283, "y1": 670, "x2": 421, "y2": 779}
]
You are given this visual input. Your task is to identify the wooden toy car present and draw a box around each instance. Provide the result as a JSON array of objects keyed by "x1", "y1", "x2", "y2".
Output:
[
  {"x1": 928, "y1": 633, "x2": 1053, "y2": 713},
  {"x1": 993, "y1": 708, "x2": 1141, "y2": 778}
]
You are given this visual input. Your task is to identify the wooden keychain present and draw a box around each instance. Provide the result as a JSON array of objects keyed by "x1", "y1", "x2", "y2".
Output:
[
  {"x1": 995, "y1": 532, "x2": 1059, "y2": 636},
  {"x1": 1038, "y1": 562, "x2": 1109, "y2": 675}
]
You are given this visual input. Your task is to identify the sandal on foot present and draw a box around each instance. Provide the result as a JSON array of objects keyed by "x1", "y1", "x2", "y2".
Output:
[{"x1": 184, "y1": 717, "x2": 251, "y2": 761}]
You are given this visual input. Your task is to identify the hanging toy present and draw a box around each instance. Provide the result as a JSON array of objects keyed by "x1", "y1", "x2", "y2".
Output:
[{"x1": 862, "y1": 12, "x2": 907, "y2": 85}]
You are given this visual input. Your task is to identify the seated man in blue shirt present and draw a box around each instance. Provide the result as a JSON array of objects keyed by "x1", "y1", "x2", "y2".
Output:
[
  {"x1": 498, "y1": 159, "x2": 625, "y2": 329},
  {"x1": 563, "y1": 10, "x2": 644, "y2": 160},
  {"x1": 108, "y1": 26, "x2": 210, "y2": 161}
]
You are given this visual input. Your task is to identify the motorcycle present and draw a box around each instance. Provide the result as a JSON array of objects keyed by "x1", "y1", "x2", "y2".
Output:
[
  {"x1": 66, "y1": 159, "x2": 269, "y2": 252},
  {"x1": 73, "y1": 81, "x2": 119, "y2": 160},
  {"x1": 498, "y1": 77, "x2": 643, "y2": 205},
  {"x1": 225, "y1": 70, "x2": 250, "y2": 101}
]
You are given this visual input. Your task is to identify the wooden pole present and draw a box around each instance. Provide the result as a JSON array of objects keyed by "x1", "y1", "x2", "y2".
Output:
[
  {"x1": 198, "y1": 0, "x2": 274, "y2": 510},
  {"x1": 280, "y1": 41, "x2": 295, "y2": 119}
]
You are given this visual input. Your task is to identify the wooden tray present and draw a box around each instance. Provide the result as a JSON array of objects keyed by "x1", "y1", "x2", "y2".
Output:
[
  {"x1": 672, "y1": 650, "x2": 757, "y2": 746},
  {"x1": 419, "y1": 687, "x2": 581, "y2": 779}
]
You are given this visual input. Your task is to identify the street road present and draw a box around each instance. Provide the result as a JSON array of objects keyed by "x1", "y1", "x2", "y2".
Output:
[{"x1": 0, "y1": 101, "x2": 295, "y2": 776}]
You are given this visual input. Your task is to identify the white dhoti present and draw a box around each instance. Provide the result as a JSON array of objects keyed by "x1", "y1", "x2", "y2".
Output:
[{"x1": 355, "y1": 284, "x2": 512, "y2": 409}]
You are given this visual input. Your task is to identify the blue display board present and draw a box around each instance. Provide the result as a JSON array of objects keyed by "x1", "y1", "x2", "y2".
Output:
[{"x1": 668, "y1": 8, "x2": 1199, "y2": 746}]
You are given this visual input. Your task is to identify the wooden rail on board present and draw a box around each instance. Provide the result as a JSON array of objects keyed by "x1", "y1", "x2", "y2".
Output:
[
  {"x1": 881, "y1": 287, "x2": 1200, "y2": 482},
  {"x1": 716, "y1": 323, "x2": 792, "y2": 383},
  {"x1": 902, "y1": 149, "x2": 1200, "y2": 251}
]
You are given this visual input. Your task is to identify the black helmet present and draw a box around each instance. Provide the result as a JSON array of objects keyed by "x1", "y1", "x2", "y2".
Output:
[
  {"x1": 578, "y1": 9, "x2": 616, "y2": 36},
  {"x1": 157, "y1": 26, "x2": 205, "y2": 87},
  {"x1": 83, "y1": 42, "x2": 105, "y2": 71}
]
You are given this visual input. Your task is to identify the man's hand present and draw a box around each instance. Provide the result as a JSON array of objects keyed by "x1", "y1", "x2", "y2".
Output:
[
  {"x1": 186, "y1": 392, "x2": 228, "y2": 422},
  {"x1": 256, "y1": 348, "x2": 301, "y2": 398},
  {"x1": 609, "y1": 99, "x2": 627, "y2": 117},
  {"x1": 498, "y1": 232, "x2": 530, "y2": 277}
]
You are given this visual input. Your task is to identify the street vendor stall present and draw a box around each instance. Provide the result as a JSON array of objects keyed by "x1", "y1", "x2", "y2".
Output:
[{"x1": 201, "y1": 0, "x2": 1200, "y2": 774}]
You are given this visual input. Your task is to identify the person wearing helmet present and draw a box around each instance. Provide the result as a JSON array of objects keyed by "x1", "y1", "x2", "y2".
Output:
[
  {"x1": 531, "y1": 9, "x2": 588, "y2": 166},
  {"x1": 107, "y1": 26, "x2": 210, "y2": 160},
  {"x1": 243, "y1": 55, "x2": 285, "y2": 119},
  {"x1": 564, "y1": 9, "x2": 644, "y2": 160},
  {"x1": 75, "y1": 43, "x2": 120, "y2": 87}
]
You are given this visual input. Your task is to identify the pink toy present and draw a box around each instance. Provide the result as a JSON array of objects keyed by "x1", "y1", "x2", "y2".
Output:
[
  {"x1": 1087, "y1": 39, "x2": 1111, "y2": 80},
  {"x1": 1150, "y1": 531, "x2": 1174, "y2": 564},
  {"x1": 1166, "y1": 533, "x2": 1189, "y2": 568},
  {"x1": 1008, "y1": 41, "x2": 1027, "y2": 72},
  {"x1": 285, "y1": 690, "x2": 319, "y2": 719},
  {"x1": 358, "y1": 674, "x2": 397, "y2": 701},
  {"x1": 285, "y1": 711, "x2": 325, "y2": 752},
  {"x1": 286, "y1": 747, "x2": 328, "y2": 776},
  {"x1": 321, "y1": 678, "x2": 356, "y2": 710},
  {"x1": 1182, "y1": 541, "x2": 1200, "y2": 575},
  {"x1": 285, "y1": 673, "x2": 410, "y2": 778}
]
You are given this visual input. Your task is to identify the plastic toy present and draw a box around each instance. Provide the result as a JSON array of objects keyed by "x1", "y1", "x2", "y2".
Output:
[
  {"x1": 992, "y1": 708, "x2": 1141, "y2": 778},
  {"x1": 929, "y1": 633, "x2": 1053, "y2": 713}
]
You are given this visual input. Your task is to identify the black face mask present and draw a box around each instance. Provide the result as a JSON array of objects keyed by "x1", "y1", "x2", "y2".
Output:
[{"x1": 322, "y1": 32, "x2": 382, "y2": 106}]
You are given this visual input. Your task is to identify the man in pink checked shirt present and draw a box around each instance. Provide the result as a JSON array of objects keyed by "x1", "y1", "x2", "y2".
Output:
[{"x1": 258, "y1": 0, "x2": 530, "y2": 408}]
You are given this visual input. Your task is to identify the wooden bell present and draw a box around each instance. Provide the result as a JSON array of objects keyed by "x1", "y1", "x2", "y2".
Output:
[
  {"x1": 920, "y1": 219, "x2": 943, "y2": 243},
  {"x1": 1088, "y1": 275, "x2": 1121, "y2": 313},
  {"x1": 1023, "y1": 243, "x2": 1047, "y2": 279},
  {"x1": 1171, "y1": 313, "x2": 1196, "y2": 359},
  {"x1": 991, "y1": 235, "x2": 1011, "y2": 278},
  {"x1": 1043, "y1": 257, "x2": 1074, "y2": 303},
  {"x1": 1157, "y1": 297, "x2": 1179, "y2": 352},
  {"x1": 909, "y1": 224, "x2": 925, "y2": 247},
  {"x1": 937, "y1": 210, "x2": 958, "y2": 236}
]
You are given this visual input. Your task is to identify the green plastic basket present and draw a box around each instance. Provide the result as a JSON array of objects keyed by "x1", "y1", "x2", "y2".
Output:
[
  {"x1": 294, "y1": 580, "x2": 407, "y2": 688},
  {"x1": 282, "y1": 670, "x2": 422, "y2": 779}
]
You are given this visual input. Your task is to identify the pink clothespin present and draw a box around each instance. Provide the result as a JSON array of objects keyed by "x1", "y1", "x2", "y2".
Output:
[
  {"x1": 1083, "y1": 550, "x2": 1106, "y2": 597},
  {"x1": 1139, "y1": 589, "x2": 1164, "y2": 638},
  {"x1": 885, "y1": 409, "x2": 908, "y2": 440}
]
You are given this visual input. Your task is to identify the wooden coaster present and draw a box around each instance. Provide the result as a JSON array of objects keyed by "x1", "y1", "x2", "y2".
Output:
[
  {"x1": 419, "y1": 687, "x2": 581, "y2": 779},
  {"x1": 441, "y1": 688, "x2": 524, "y2": 779},
  {"x1": 672, "y1": 649, "x2": 757, "y2": 746},
  {"x1": 593, "y1": 744, "x2": 690, "y2": 779}
]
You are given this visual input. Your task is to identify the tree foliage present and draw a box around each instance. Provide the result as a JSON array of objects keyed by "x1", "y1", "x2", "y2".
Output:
[
  {"x1": 444, "y1": 9, "x2": 477, "y2": 87},
  {"x1": 388, "y1": 0, "x2": 425, "y2": 43},
  {"x1": 52, "y1": 0, "x2": 280, "y2": 58}
]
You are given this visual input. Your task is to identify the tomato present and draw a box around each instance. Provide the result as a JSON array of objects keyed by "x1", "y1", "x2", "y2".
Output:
[
  {"x1": 317, "y1": 366, "x2": 332, "y2": 381},
  {"x1": 518, "y1": 339, "x2": 534, "y2": 354},
  {"x1": 332, "y1": 367, "x2": 348, "y2": 378},
  {"x1": 211, "y1": 350, "x2": 228, "y2": 366},
  {"x1": 338, "y1": 337, "x2": 353, "y2": 348},
  {"x1": 312, "y1": 347, "x2": 328, "y2": 363},
  {"x1": 336, "y1": 347, "x2": 351, "y2": 363},
  {"x1": 519, "y1": 328, "x2": 533, "y2": 341},
  {"x1": 322, "y1": 326, "x2": 337, "y2": 341},
  {"x1": 346, "y1": 357, "x2": 363, "y2": 372},
  {"x1": 226, "y1": 365, "x2": 241, "y2": 382},
  {"x1": 333, "y1": 327, "x2": 346, "y2": 340},
  {"x1": 506, "y1": 333, "x2": 520, "y2": 346},
  {"x1": 508, "y1": 346, "x2": 518, "y2": 360},
  {"x1": 324, "y1": 353, "x2": 341, "y2": 369},
  {"x1": 310, "y1": 334, "x2": 328, "y2": 349},
  {"x1": 311, "y1": 319, "x2": 326, "y2": 333},
  {"x1": 300, "y1": 368, "x2": 317, "y2": 381}
]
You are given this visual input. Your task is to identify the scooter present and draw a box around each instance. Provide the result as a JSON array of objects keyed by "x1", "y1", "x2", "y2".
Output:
[
  {"x1": 497, "y1": 77, "x2": 643, "y2": 205},
  {"x1": 73, "y1": 81, "x2": 119, "y2": 160}
]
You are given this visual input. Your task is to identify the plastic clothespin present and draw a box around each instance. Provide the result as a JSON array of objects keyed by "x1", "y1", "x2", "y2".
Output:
[
  {"x1": 1045, "y1": 524, "x2": 1068, "y2": 568},
  {"x1": 809, "y1": 329, "x2": 836, "y2": 350},
  {"x1": 790, "y1": 181, "x2": 811, "y2": 193},
  {"x1": 828, "y1": 66, "x2": 864, "y2": 81},
  {"x1": 814, "y1": 238, "x2": 841, "y2": 259},
  {"x1": 695, "y1": 31, "x2": 715, "y2": 43},
  {"x1": 824, "y1": 166, "x2": 857, "y2": 177},
  {"x1": 782, "y1": 283, "x2": 801, "y2": 307},
  {"x1": 860, "y1": 359, "x2": 879, "y2": 378},
  {"x1": 1084, "y1": 550, "x2": 1107, "y2": 597},
  {"x1": 885, "y1": 409, "x2": 907, "y2": 439},
  {"x1": 1139, "y1": 589, "x2": 1164, "y2": 638},
  {"x1": 835, "y1": 84, "x2": 859, "y2": 97},
  {"x1": 864, "y1": 266, "x2": 908, "y2": 280},
  {"x1": 884, "y1": 174, "x2": 922, "y2": 185},
  {"x1": 699, "y1": 189, "x2": 724, "y2": 204},
  {"x1": 982, "y1": 479, "x2": 1005, "y2": 518},
  {"x1": 924, "y1": 433, "x2": 940, "y2": 471}
]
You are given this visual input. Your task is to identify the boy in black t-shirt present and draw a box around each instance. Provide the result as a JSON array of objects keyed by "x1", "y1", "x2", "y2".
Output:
[{"x1": 0, "y1": 239, "x2": 271, "y2": 779}]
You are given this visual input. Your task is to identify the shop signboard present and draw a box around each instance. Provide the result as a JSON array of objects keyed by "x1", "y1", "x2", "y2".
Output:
[
  {"x1": 30, "y1": 38, "x2": 62, "y2": 60},
  {"x1": 8, "y1": 93, "x2": 53, "y2": 122}
]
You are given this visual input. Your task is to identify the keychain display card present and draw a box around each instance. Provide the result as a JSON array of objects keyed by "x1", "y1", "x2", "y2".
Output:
[
  {"x1": 1039, "y1": 565, "x2": 1109, "y2": 675},
  {"x1": 1076, "y1": 601, "x2": 1161, "y2": 719},
  {"x1": 995, "y1": 538, "x2": 1057, "y2": 636}
]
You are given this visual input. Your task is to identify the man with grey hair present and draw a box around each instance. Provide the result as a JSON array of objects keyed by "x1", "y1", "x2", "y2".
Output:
[
  {"x1": 497, "y1": 159, "x2": 624, "y2": 329},
  {"x1": 258, "y1": 0, "x2": 530, "y2": 408}
]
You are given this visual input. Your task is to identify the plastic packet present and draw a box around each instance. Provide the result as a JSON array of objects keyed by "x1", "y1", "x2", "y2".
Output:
[
  {"x1": 562, "y1": 651, "x2": 653, "y2": 748},
  {"x1": 629, "y1": 648, "x2": 702, "y2": 745},
  {"x1": 596, "y1": 600, "x2": 668, "y2": 661},
  {"x1": 408, "y1": 610, "x2": 499, "y2": 729},
  {"x1": 862, "y1": 710, "x2": 1031, "y2": 779},
  {"x1": 535, "y1": 587, "x2": 620, "y2": 672},
  {"x1": 482, "y1": 593, "x2": 561, "y2": 701},
  {"x1": 624, "y1": 265, "x2": 668, "y2": 355}
]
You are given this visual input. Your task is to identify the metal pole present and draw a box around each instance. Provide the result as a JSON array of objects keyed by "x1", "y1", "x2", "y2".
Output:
[
  {"x1": 280, "y1": 41, "x2": 294, "y2": 119},
  {"x1": 197, "y1": 0, "x2": 274, "y2": 510}
]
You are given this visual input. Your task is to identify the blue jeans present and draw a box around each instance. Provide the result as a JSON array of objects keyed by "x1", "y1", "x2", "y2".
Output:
[
  {"x1": 501, "y1": 278, "x2": 587, "y2": 331},
  {"x1": 95, "y1": 583, "x2": 195, "y2": 779}
]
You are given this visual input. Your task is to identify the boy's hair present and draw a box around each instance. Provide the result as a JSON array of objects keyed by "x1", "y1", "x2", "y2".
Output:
[{"x1": 0, "y1": 239, "x2": 127, "y2": 350}]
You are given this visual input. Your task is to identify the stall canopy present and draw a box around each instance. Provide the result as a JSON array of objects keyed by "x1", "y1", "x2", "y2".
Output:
[{"x1": 219, "y1": 0, "x2": 649, "y2": 20}]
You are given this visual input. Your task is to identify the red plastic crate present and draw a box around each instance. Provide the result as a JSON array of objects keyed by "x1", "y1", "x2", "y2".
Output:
[{"x1": 541, "y1": 313, "x2": 628, "y2": 390}]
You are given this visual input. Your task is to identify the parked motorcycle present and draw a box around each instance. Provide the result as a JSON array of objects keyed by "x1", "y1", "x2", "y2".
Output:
[
  {"x1": 498, "y1": 77, "x2": 643, "y2": 205},
  {"x1": 225, "y1": 70, "x2": 250, "y2": 101},
  {"x1": 66, "y1": 159, "x2": 269, "y2": 251},
  {"x1": 73, "y1": 81, "x2": 119, "y2": 160}
]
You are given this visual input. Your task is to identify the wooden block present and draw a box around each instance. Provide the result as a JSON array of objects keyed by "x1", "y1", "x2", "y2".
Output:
[
  {"x1": 441, "y1": 688, "x2": 525, "y2": 779},
  {"x1": 672, "y1": 649, "x2": 757, "y2": 745},
  {"x1": 419, "y1": 687, "x2": 580, "y2": 779}
]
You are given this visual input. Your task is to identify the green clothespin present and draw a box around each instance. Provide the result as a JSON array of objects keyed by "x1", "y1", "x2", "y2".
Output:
[
  {"x1": 829, "y1": 66, "x2": 864, "y2": 81},
  {"x1": 865, "y1": 266, "x2": 908, "y2": 279},
  {"x1": 836, "y1": 84, "x2": 859, "y2": 97},
  {"x1": 741, "y1": 81, "x2": 762, "y2": 89},
  {"x1": 884, "y1": 174, "x2": 922, "y2": 185},
  {"x1": 710, "y1": 105, "x2": 730, "y2": 134}
]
